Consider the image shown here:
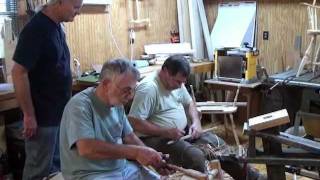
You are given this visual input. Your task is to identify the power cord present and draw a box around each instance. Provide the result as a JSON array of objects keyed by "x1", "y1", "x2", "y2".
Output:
[{"x1": 106, "y1": 9, "x2": 125, "y2": 58}]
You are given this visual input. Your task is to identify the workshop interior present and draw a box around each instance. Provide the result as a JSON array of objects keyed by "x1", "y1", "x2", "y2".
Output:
[{"x1": 0, "y1": 0, "x2": 320, "y2": 180}]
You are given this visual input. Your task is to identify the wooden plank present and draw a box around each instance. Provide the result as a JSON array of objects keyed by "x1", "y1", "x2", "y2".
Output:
[
  {"x1": 248, "y1": 109, "x2": 290, "y2": 131},
  {"x1": 196, "y1": 101, "x2": 247, "y2": 107},
  {"x1": 197, "y1": 0, "x2": 214, "y2": 61},
  {"x1": 177, "y1": 0, "x2": 191, "y2": 43},
  {"x1": 197, "y1": 106, "x2": 237, "y2": 114},
  {"x1": 205, "y1": 79, "x2": 261, "y2": 88},
  {"x1": 188, "y1": 0, "x2": 204, "y2": 60},
  {"x1": 177, "y1": 0, "x2": 184, "y2": 42}
]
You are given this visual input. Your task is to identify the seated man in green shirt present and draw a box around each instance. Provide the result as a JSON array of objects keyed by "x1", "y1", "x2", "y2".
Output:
[
  {"x1": 60, "y1": 59, "x2": 168, "y2": 180},
  {"x1": 128, "y1": 55, "x2": 265, "y2": 180}
]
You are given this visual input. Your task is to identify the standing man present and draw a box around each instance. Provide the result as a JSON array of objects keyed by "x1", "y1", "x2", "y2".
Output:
[
  {"x1": 11, "y1": 0, "x2": 82, "y2": 179},
  {"x1": 128, "y1": 55, "x2": 265, "y2": 180},
  {"x1": 60, "y1": 59, "x2": 167, "y2": 180}
]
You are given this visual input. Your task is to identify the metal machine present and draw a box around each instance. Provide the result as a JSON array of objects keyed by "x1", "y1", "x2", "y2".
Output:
[{"x1": 214, "y1": 44, "x2": 259, "y2": 84}]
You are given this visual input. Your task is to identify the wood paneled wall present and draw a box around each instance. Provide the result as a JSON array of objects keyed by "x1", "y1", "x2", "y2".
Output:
[
  {"x1": 63, "y1": 0, "x2": 312, "y2": 74},
  {"x1": 65, "y1": 0, "x2": 177, "y2": 71},
  {"x1": 204, "y1": 0, "x2": 310, "y2": 74},
  {"x1": 256, "y1": 0, "x2": 309, "y2": 74}
]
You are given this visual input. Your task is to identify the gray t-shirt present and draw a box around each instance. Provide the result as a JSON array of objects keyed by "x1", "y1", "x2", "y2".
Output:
[
  {"x1": 60, "y1": 87, "x2": 133, "y2": 180},
  {"x1": 129, "y1": 72, "x2": 192, "y2": 137}
]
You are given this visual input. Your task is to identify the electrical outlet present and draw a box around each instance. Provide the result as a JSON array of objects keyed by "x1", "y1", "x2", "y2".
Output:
[{"x1": 263, "y1": 31, "x2": 269, "y2": 40}]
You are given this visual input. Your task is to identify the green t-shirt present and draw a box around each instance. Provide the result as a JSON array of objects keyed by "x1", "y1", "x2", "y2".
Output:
[
  {"x1": 60, "y1": 87, "x2": 133, "y2": 180},
  {"x1": 129, "y1": 72, "x2": 192, "y2": 137}
]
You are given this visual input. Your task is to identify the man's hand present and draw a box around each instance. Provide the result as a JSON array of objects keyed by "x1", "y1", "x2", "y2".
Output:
[
  {"x1": 189, "y1": 122, "x2": 202, "y2": 139},
  {"x1": 163, "y1": 128, "x2": 185, "y2": 140},
  {"x1": 155, "y1": 154, "x2": 176, "y2": 175},
  {"x1": 136, "y1": 146, "x2": 164, "y2": 167},
  {"x1": 23, "y1": 115, "x2": 37, "y2": 139}
]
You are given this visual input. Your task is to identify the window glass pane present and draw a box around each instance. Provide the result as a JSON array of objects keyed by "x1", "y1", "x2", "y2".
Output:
[
  {"x1": 0, "y1": 0, "x2": 6, "y2": 12},
  {"x1": 0, "y1": 0, "x2": 18, "y2": 58}
]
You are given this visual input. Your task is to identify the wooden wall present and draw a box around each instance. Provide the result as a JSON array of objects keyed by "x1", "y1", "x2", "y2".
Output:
[
  {"x1": 16, "y1": 0, "x2": 312, "y2": 75},
  {"x1": 204, "y1": 0, "x2": 310, "y2": 74},
  {"x1": 256, "y1": 0, "x2": 309, "y2": 74},
  {"x1": 64, "y1": 0, "x2": 178, "y2": 71}
]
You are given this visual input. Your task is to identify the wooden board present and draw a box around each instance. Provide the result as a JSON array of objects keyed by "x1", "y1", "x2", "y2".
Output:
[
  {"x1": 197, "y1": 106, "x2": 237, "y2": 114},
  {"x1": 196, "y1": 101, "x2": 247, "y2": 107},
  {"x1": 197, "y1": 0, "x2": 214, "y2": 61},
  {"x1": 188, "y1": 0, "x2": 204, "y2": 60},
  {"x1": 248, "y1": 109, "x2": 290, "y2": 131}
]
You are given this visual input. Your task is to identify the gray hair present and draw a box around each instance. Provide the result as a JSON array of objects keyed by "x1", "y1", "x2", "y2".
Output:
[
  {"x1": 34, "y1": 0, "x2": 60, "y2": 12},
  {"x1": 99, "y1": 58, "x2": 140, "y2": 81}
]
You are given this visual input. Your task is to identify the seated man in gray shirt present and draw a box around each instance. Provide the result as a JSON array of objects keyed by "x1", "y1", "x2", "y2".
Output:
[
  {"x1": 60, "y1": 59, "x2": 168, "y2": 180},
  {"x1": 128, "y1": 55, "x2": 265, "y2": 180}
]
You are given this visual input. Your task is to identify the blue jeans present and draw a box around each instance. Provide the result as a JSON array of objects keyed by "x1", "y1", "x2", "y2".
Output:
[
  {"x1": 23, "y1": 126, "x2": 60, "y2": 180},
  {"x1": 92, "y1": 161, "x2": 159, "y2": 180}
]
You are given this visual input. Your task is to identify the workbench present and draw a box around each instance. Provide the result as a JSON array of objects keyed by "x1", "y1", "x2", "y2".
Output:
[
  {"x1": 0, "y1": 61, "x2": 215, "y2": 109},
  {"x1": 267, "y1": 70, "x2": 320, "y2": 135},
  {"x1": 0, "y1": 90, "x2": 18, "y2": 112},
  {"x1": 73, "y1": 61, "x2": 214, "y2": 92},
  {"x1": 0, "y1": 89, "x2": 19, "y2": 152},
  {"x1": 269, "y1": 69, "x2": 320, "y2": 89},
  {"x1": 204, "y1": 79, "x2": 262, "y2": 122}
]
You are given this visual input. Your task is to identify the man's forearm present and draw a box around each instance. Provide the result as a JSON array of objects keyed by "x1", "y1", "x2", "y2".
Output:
[
  {"x1": 12, "y1": 65, "x2": 35, "y2": 117},
  {"x1": 128, "y1": 117, "x2": 168, "y2": 137},
  {"x1": 188, "y1": 102, "x2": 201, "y2": 124},
  {"x1": 76, "y1": 138, "x2": 141, "y2": 160},
  {"x1": 124, "y1": 133, "x2": 145, "y2": 146}
]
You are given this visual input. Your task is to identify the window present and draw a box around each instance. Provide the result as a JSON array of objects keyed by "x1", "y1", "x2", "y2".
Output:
[{"x1": 0, "y1": 0, "x2": 17, "y2": 58}]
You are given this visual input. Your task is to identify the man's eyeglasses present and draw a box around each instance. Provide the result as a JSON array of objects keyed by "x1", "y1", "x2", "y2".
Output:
[{"x1": 115, "y1": 83, "x2": 136, "y2": 95}]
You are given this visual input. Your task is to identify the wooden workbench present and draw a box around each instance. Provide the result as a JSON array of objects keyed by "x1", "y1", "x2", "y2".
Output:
[
  {"x1": 0, "y1": 90, "x2": 18, "y2": 152},
  {"x1": 0, "y1": 61, "x2": 214, "y2": 109},
  {"x1": 0, "y1": 90, "x2": 18, "y2": 112},
  {"x1": 139, "y1": 61, "x2": 214, "y2": 75},
  {"x1": 73, "y1": 61, "x2": 214, "y2": 92}
]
